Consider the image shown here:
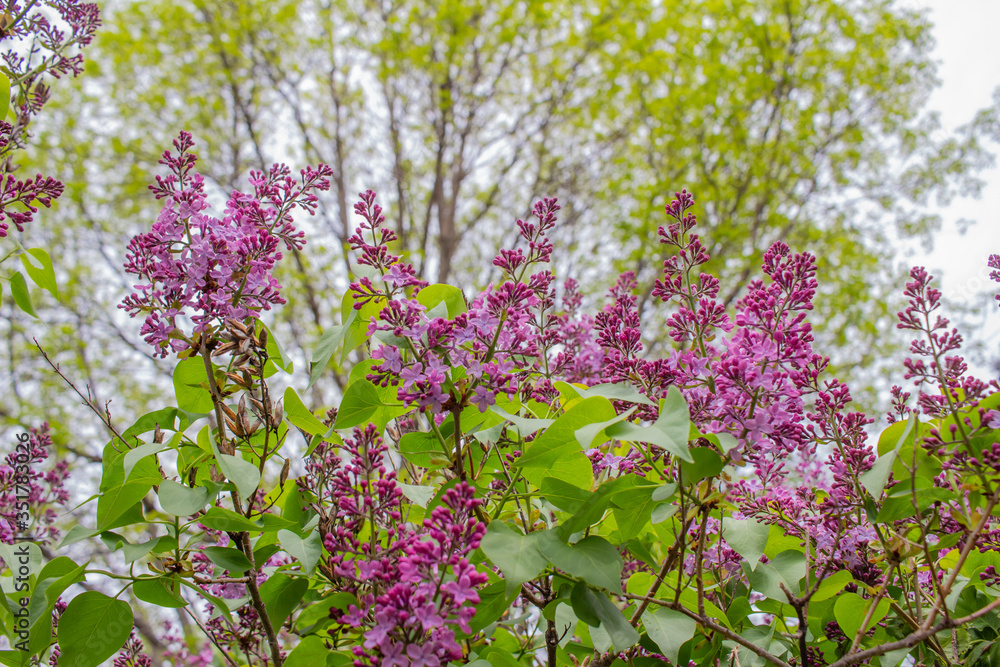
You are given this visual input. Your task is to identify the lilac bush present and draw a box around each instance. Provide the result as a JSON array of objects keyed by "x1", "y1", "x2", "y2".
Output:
[{"x1": 12, "y1": 131, "x2": 1000, "y2": 667}]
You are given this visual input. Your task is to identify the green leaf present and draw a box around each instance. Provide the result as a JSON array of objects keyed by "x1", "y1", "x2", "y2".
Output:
[
  {"x1": 96, "y1": 481, "x2": 152, "y2": 529},
  {"x1": 476, "y1": 647, "x2": 521, "y2": 667},
  {"x1": 259, "y1": 573, "x2": 308, "y2": 627},
  {"x1": 158, "y1": 480, "x2": 211, "y2": 516},
  {"x1": 122, "y1": 441, "x2": 169, "y2": 481},
  {"x1": 538, "y1": 533, "x2": 623, "y2": 591},
  {"x1": 123, "y1": 535, "x2": 175, "y2": 564},
  {"x1": 19, "y1": 248, "x2": 58, "y2": 299},
  {"x1": 198, "y1": 507, "x2": 260, "y2": 532},
  {"x1": 207, "y1": 430, "x2": 261, "y2": 503},
  {"x1": 643, "y1": 608, "x2": 698, "y2": 664},
  {"x1": 747, "y1": 549, "x2": 805, "y2": 600},
  {"x1": 120, "y1": 408, "x2": 202, "y2": 444},
  {"x1": 575, "y1": 406, "x2": 638, "y2": 448},
  {"x1": 590, "y1": 589, "x2": 639, "y2": 651},
  {"x1": 286, "y1": 636, "x2": 331, "y2": 666},
  {"x1": 540, "y1": 478, "x2": 593, "y2": 513},
  {"x1": 862, "y1": 412, "x2": 916, "y2": 495},
  {"x1": 283, "y1": 386, "x2": 329, "y2": 436},
  {"x1": 57, "y1": 592, "x2": 132, "y2": 667},
  {"x1": 9, "y1": 271, "x2": 37, "y2": 318},
  {"x1": 489, "y1": 406, "x2": 554, "y2": 437},
  {"x1": 133, "y1": 576, "x2": 187, "y2": 608},
  {"x1": 260, "y1": 321, "x2": 293, "y2": 374},
  {"x1": 721, "y1": 518, "x2": 769, "y2": 568},
  {"x1": 655, "y1": 386, "x2": 690, "y2": 446},
  {"x1": 172, "y1": 357, "x2": 215, "y2": 413},
  {"x1": 309, "y1": 309, "x2": 355, "y2": 389},
  {"x1": 834, "y1": 592, "x2": 890, "y2": 641},
  {"x1": 570, "y1": 581, "x2": 602, "y2": 626},
  {"x1": 678, "y1": 447, "x2": 725, "y2": 483},
  {"x1": 606, "y1": 420, "x2": 693, "y2": 463},
  {"x1": 399, "y1": 430, "x2": 449, "y2": 469},
  {"x1": 416, "y1": 283, "x2": 467, "y2": 317},
  {"x1": 480, "y1": 522, "x2": 549, "y2": 596},
  {"x1": 335, "y1": 378, "x2": 383, "y2": 429},
  {"x1": 397, "y1": 482, "x2": 435, "y2": 507},
  {"x1": 0, "y1": 71, "x2": 9, "y2": 122},
  {"x1": 203, "y1": 546, "x2": 253, "y2": 572},
  {"x1": 278, "y1": 528, "x2": 323, "y2": 575},
  {"x1": 576, "y1": 382, "x2": 655, "y2": 406},
  {"x1": 467, "y1": 579, "x2": 517, "y2": 635},
  {"x1": 811, "y1": 570, "x2": 855, "y2": 602}
]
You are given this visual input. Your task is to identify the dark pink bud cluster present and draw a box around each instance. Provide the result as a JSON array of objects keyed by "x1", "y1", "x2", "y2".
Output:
[
  {"x1": 120, "y1": 132, "x2": 331, "y2": 357},
  {"x1": 0, "y1": 171, "x2": 63, "y2": 238},
  {"x1": 492, "y1": 197, "x2": 558, "y2": 277},
  {"x1": 112, "y1": 630, "x2": 152, "y2": 667},
  {"x1": 348, "y1": 190, "x2": 426, "y2": 307}
]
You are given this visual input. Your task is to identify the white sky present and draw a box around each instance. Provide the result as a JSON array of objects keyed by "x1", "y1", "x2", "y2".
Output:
[{"x1": 904, "y1": 0, "x2": 1000, "y2": 362}]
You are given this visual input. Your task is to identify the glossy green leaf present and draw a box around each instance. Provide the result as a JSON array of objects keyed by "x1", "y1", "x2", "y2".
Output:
[
  {"x1": 416, "y1": 283, "x2": 467, "y2": 317},
  {"x1": 283, "y1": 386, "x2": 328, "y2": 435},
  {"x1": 285, "y1": 635, "x2": 331, "y2": 666},
  {"x1": 834, "y1": 592, "x2": 890, "y2": 641},
  {"x1": 172, "y1": 357, "x2": 215, "y2": 413},
  {"x1": 19, "y1": 248, "x2": 58, "y2": 298},
  {"x1": 57, "y1": 592, "x2": 132, "y2": 667},
  {"x1": 158, "y1": 480, "x2": 211, "y2": 516},
  {"x1": 278, "y1": 528, "x2": 323, "y2": 575},
  {"x1": 9, "y1": 271, "x2": 37, "y2": 318},
  {"x1": 335, "y1": 378, "x2": 384, "y2": 429},
  {"x1": 399, "y1": 430, "x2": 449, "y2": 469},
  {"x1": 308, "y1": 308, "x2": 355, "y2": 388},
  {"x1": 198, "y1": 507, "x2": 260, "y2": 532},
  {"x1": 538, "y1": 533, "x2": 623, "y2": 591},
  {"x1": 0, "y1": 70, "x2": 9, "y2": 121},
  {"x1": 811, "y1": 570, "x2": 855, "y2": 602},
  {"x1": 678, "y1": 446, "x2": 724, "y2": 483},
  {"x1": 721, "y1": 518, "x2": 769, "y2": 568},
  {"x1": 203, "y1": 546, "x2": 253, "y2": 572},
  {"x1": 590, "y1": 588, "x2": 639, "y2": 651},
  {"x1": 133, "y1": 576, "x2": 187, "y2": 608},
  {"x1": 259, "y1": 573, "x2": 309, "y2": 627},
  {"x1": 570, "y1": 581, "x2": 603, "y2": 627},
  {"x1": 862, "y1": 412, "x2": 916, "y2": 495},
  {"x1": 96, "y1": 481, "x2": 152, "y2": 529},
  {"x1": 644, "y1": 608, "x2": 698, "y2": 664},
  {"x1": 480, "y1": 522, "x2": 549, "y2": 596}
]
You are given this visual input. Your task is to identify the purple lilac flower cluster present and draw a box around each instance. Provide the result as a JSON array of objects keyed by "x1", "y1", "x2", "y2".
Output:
[
  {"x1": 120, "y1": 132, "x2": 332, "y2": 357},
  {"x1": 356, "y1": 192, "x2": 592, "y2": 414},
  {"x1": 0, "y1": 0, "x2": 100, "y2": 238},
  {"x1": 301, "y1": 425, "x2": 487, "y2": 666},
  {"x1": 0, "y1": 424, "x2": 69, "y2": 545}
]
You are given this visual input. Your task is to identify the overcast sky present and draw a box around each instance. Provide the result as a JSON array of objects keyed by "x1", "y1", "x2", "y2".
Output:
[{"x1": 904, "y1": 0, "x2": 1000, "y2": 359}]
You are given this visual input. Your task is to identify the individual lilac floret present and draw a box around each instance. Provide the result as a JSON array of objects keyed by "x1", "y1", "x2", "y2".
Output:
[{"x1": 119, "y1": 132, "x2": 331, "y2": 357}]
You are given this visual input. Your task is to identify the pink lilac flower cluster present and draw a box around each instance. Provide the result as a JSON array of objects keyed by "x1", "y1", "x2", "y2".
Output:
[
  {"x1": 0, "y1": 424, "x2": 69, "y2": 546},
  {"x1": 0, "y1": 0, "x2": 100, "y2": 238},
  {"x1": 302, "y1": 425, "x2": 487, "y2": 666},
  {"x1": 120, "y1": 132, "x2": 332, "y2": 357},
  {"x1": 356, "y1": 192, "x2": 590, "y2": 414}
]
